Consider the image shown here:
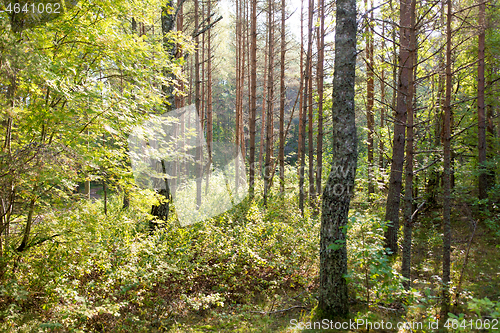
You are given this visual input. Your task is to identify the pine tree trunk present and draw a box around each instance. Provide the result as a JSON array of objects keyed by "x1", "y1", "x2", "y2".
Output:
[
  {"x1": 299, "y1": 0, "x2": 307, "y2": 215},
  {"x1": 384, "y1": 0, "x2": 413, "y2": 255},
  {"x1": 318, "y1": 0, "x2": 357, "y2": 318},
  {"x1": 195, "y1": 0, "x2": 202, "y2": 207},
  {"x1": 205, "y1": 0, "x2": 213, "y2": 195},
  {"x1": 249, "y1": 0, "x2": 258, "y2": 197},
  {"x1": 401, "y1": 0, "x2": 416, "y2": 289},
  {"x1": 279, "y1": 0, "x2": 286, "y2": 194},
  {"x1": 235, "y1": 0, "x2": 241, "y2": 194},
  {"x1": 264, "y1": 0, "x2": 274, "y2": 206},
  {"x1": 259, "y1": 32, "x2": 269, "y2": 172},
  {"x1": 316, "y1": 0, "x2": 325, "y2": 197},
  {"x1": 307, "y1": 0, "x2": 315, "y2": 203}
]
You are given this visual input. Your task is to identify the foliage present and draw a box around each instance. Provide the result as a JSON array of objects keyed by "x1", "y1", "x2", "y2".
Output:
[
  {"x1": 0, "y1": 192, "x2": 318, "y2": 332},
  {"x1": 345, "y1": 213, "x2": 404, "y2": 306}
]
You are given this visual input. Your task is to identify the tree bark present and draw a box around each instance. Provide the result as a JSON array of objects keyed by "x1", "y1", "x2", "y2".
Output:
[
  {"x1": 279, "y1": 0, "x2": 286, "y2": 194},
  {"x1": 318, "y1": 0, "x2": 357, "y2": 318},
  {"x1": 299, "y1": 0, "x2": 307, "y2": 215},
  {"x1": 316, "y1": 0, "x2": 325, "y2": 197},
  {"x1": 264, "y1": 0, "x2": 274, "y2": 206},
  {"x1": 384, "y1": 0, "x2": 413, "y2": 255},
  {"x1": 441, "y1": 0, "x2": 453, "y2": 316},
  {"x1": 401, "y1": 0, "x2": 416, "y2": 289},
  {"x1": 307, "y1": 0, "x2": 315, "y2": 204},
  {"x1": 249, "y1": 0, "x2": 258, "y2": 197},
  {"x1": 478, "y1": 0, "x2": 487, "y2": 200},
  {"x1": 365, "y1": 0, "x2": 375, "y2": 198}
]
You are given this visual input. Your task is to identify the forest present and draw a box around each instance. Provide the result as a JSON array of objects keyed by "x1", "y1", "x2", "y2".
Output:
[{"x1": 0, "y1": 0, "x2": 499, "y2": 331}]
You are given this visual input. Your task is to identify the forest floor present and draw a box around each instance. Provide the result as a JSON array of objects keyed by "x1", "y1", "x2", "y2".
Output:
[{"x1": 0, "y1": 193, "x2": 498, "y2": 332}]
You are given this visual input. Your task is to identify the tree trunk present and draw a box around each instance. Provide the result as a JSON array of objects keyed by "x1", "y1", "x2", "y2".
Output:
[
  {"x1": 279, "y1": 0, "x2": 286, "y2": 194},
  {"x1": 195, "y1": 0, "x2": 203, "y2": 206},
  {"x1": 441, "y1": 0, "x2": 453, "y2": 316},
  {"x1": 318, "y1": 0, "x2": 357, "y2": 318},
  {"x1": 307, "y1": 0, "x2": 315, "y2": 204},
  {"x1": 249, "y1": 0, "x2": 258, "y2": 197},
  {"x1": 379, "y1": 23, "x2": 386, "y2": 171},
  {"x1": 299, "y1": 0, "x2": 307, "y2": 215},
  {"x1": 365, "y1": 0, "x2": 375, "y2": 198},
  {"x1": 264, "y1": 0, "x2": 274, "y2": 206},
  {"x1": 401, "y1": 0, "x2": 416, "y2": 290},
  {"x1": 384, "y1": 0, "x2": 413, "y2": 255},
  {"x1": 316, "y1": 0, "x2": 325, "y2": 197},
  {"x1": 478, "y1": 0, "x2": 487, "y2": 200},
  {"x1": 259, "y1": 32, "x2": 269, "y2": 172},
  {"x1": 298, "y1": 0, "x2": 304, "y2": 171}
]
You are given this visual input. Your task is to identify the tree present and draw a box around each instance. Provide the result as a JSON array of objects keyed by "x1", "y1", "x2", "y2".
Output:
[
  {"x1": 401, "y1": 0, "x2": 416, "y2": 289},
  {"x1": 478, "y1": 0, "x2": 487, "y2": 200},
  {"x1": 318, "y1": 0, "x2": 357, "y2": 317},
  {"x1": 279, "y1": 0, "x2": 287, "y2": 194},
  {"x1": 384, "y1": 0, "x2": 414, "y2": 255},
  {"x1": 316, "y1": 0, "x2": 325, "y2": 197},
  {"x1": 441, "y1": 0, "x2": 453, "y2": 316},
  {"x1": 365, "y1": 0, "x2": 375, "y2": 198},
  {"x1": 249, "y1": 0, "x2": 258, "y2": 197},
  {"x1": 307, "y1": 0, "x2": 315, "y2": 204},
  {"x1": 264, "y1": 0, "x2": 275, "y2": 206}
]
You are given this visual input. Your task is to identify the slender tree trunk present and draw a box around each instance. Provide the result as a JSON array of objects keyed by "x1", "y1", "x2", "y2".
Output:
[
  {"x1": 195, "y1": 0, "x2": 202, "y2": 207},
  {"x1": 379, "y1": 23, "x2": 386, "y2": 170},
  {"x1": 240, "y1": 0, "x2": 247, "y2": 158},
  {"x1": 307, "y1": 0, "x2": 315, "y2": 203},
  {"x1": 316, "y1": 0, "x2": 325, "y2": 197},
  {"x1": 401, "y1": 0, "x2": 416, "y2": 289},
  {"x1": 318, "y1": 0, "x2": 357, "y2": 317},
  {"x1": 249, "y1": 0, "x2": 258, "y2": 197},
  {"x1": 264, "y1": 0, "x2": 274, "y2": 206},
  {"x1": 478, "y1": 0, "x2": 487, "y2": 200},
  {"x1": 441, "y1": 0, "x2": 453, "y2": 316},
  {"x1": 365, "y1": 0, "x2": 375, "y2": 197},
  {"x1": 17, "y1": 190, "x2": 37, "y2": 252},
  {"x1": 279, "y1": 0, "x2": 286, "y2": 194},
  {"x1": 103, "y1": 180, "x2": 108, "y2": 216},
  {"x1": 298, "y1": 0, "x2": 304, "y2": 172},
  {"x1": 384, "y1": 0, "x2": 413, "y2": 255},
  {"x1": 259, "y1": 33, "x2": 269, "y2": 172},
  {"x1": 299, "y1": 0, "x2": 307, "y2": 215},
  {"x1": 235, "y1": 0, "x2": 241, "y2": 193},
  {"x1": 205, "y1": 0, "x2": 213, "y2": 195}
]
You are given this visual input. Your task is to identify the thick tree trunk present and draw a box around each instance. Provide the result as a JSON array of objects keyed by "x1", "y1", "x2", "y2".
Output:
[
  {"x1": 318, "y1": 0, "x2": 357, "y2": 318},
  {"x1": 384, "y1": 0, "x2": 413, "y2": 255}
]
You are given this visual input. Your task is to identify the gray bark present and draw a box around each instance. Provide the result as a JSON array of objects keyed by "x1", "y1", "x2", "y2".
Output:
[{"x1": 318, "y1": 0, "x2": 357, "y2": 318}]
